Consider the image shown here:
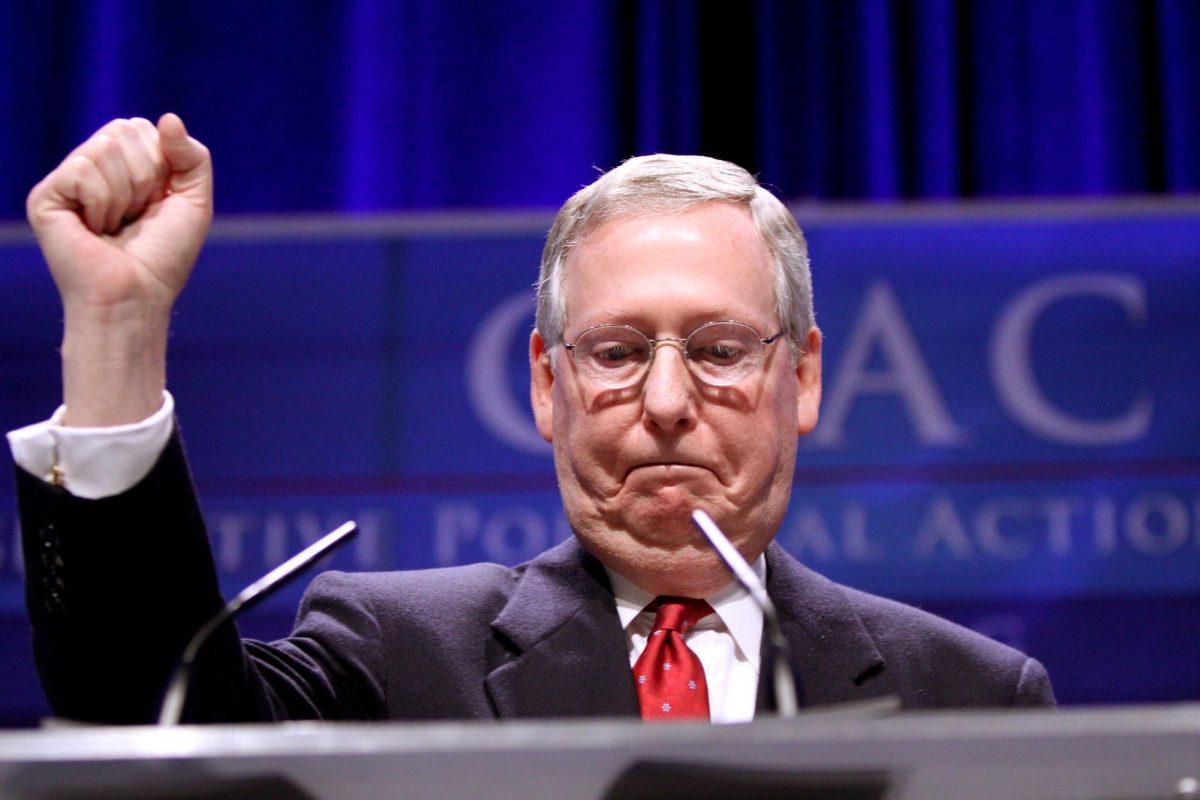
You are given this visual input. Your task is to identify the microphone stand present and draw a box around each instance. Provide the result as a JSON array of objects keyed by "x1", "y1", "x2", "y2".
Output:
[
  {"x1": 157, "y1": 521, "x2": 358, "y2": 726},
  {"x1": 691, "y1": 509, "x2": 798, "y2": 719}
]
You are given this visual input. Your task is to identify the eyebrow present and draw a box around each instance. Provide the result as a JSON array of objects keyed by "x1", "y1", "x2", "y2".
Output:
[{"x1": 568, "y1": 309, "x2": 772, "y2": 335}]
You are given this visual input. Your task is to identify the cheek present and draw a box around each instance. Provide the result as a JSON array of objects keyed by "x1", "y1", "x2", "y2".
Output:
[
  {"x1": 720, "y1": 384, "x2": 798, "y2": 483},
  {"x1": 553, "y1": 387, "x2": 625, "y2": 488},
  {"x1": 761, "y1": 363, "x2": 802, "y2": 440},
  {"x1": 728, "y1": 430, "x2": 784, "y2": 493}
]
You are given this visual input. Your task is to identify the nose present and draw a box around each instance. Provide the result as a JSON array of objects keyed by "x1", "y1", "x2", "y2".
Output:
[{"x1": 641, "y1": 341, "x2": 696, "y2": 432}]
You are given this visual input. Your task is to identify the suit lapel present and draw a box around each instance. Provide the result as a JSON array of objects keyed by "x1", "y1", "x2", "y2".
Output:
[
  {"x1": 485, "y1": 538, "x2": 894, "y2": 718},
  {"x1": 756, "y1": 543, "x2": 897, "y2": 712},
  {"x1": 485, "y1": 539, "x2": 640, "y2": 719}
]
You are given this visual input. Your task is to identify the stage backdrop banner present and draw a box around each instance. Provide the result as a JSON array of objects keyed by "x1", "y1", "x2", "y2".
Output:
[{"x1": 1, "y1": 200, "x2": 1197, "y2": 724}]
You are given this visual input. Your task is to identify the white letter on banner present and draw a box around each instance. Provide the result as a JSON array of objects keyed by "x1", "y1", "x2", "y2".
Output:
[
  {"x1": 482, "y1": 506, "x2": 548, "y2": 563},
  {"x1": 782, "y1": 507, "x2": 838, "y2": 561},
  {"x1": 1042, "y1": 496, "x2": 1078, "y2": 556},
  {"x1": 212, "y1": 512, "x2": 255, "y2": 572},
  {"x1": 841, "y1": 503, "x2": 885, "y2": 561},
  {"x1": 813, "y1": 281, "x2": 966, "y2": 447},
  {"x1": 990, "y1": 274, "x2": 1152, "y2": 445},
  {"x1": 1125, "y1": 492, "x2": 1189, "y2": 556},
  {"x1": 434, "y1": 502, "x2": 481, "y2": 566},
  {"x1": 10, "y1": 518, "x2": 23, "y2": 575},
  {"x1": 466, "y1": 291, "x2": 553, "y2": 456},
  {"x1": 913, "y1": 497, "x2": 974, "y2": 559},
  {"x1": 974, "y1": 497, "x2": 1034, "y2": 559},
  {"x1": 1092, "y1": 497, "x2": 1119, "y2": 555},
  {"x1": 353, "y1": 511, "x2": 386, "y2": 569}
]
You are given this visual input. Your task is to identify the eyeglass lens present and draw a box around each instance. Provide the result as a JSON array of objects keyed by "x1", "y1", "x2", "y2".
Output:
[{"x1": 570, "y1": 322, "x2": 769, "y2": 388}]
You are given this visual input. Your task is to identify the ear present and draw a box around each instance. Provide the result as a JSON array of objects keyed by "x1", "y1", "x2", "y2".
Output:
[
  {"x1": 795, "y1": 327, "x2": 823, "y2": 436},
  {"x1": 530, "y1": 329, "x2": 555, "y2": 442}
]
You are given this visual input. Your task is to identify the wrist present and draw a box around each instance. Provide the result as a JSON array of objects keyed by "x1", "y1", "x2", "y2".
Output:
[{"x1": 60, "y1": 300, "x2": 172, "y2": 427}]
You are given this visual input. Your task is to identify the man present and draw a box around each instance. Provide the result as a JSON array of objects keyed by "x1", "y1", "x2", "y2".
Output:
[{"x1": 11, "y1": 115, "x2": 1053, "y2": 724}]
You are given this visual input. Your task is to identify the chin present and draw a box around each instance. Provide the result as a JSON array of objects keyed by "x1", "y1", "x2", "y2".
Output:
[
  {"x1": 574, "y1": 520, "x2": 734, "y2": 598},
  {"x1": 624, "y1": 488, "x2": 716, "y2": 537},
  {"x1": 633, "y1": 510, "x2": 697, "y2": 545}
]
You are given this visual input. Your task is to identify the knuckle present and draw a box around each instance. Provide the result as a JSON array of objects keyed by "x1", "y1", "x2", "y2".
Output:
[
  {"x1": 131, "y1": 118, "x2": 161, "y2": 146},
  {"x1": 99, "y1": 117, "x2": 135, "y2": 135},
  {"x1": 68, "y1": 153, "x2": 98, "y2": 179},
  {"x1": 107, "y1": 118, "x2": 133, "y2": 136},
  {"x1": 25, "y1": 184, "x2": 46, "y2": 221},
  {"x1": 89, "y1": 133, "x2": 121, "y2": 161},
  {"x1": 129, "y1": 166, "x2": 158, "y2": 194}
]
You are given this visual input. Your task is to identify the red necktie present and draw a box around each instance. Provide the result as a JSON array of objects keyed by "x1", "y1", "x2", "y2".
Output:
[{"x1": 632, "y1": 597, "x2": 713, "y2": 721}]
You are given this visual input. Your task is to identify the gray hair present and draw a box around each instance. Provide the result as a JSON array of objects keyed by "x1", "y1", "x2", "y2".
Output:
[{"x1": 536, "y1": 154, "x2": 813, "y2": 351}]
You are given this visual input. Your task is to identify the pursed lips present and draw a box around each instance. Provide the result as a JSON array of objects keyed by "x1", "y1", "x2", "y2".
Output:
[{"x1": 624, "y1": 461, "x2": 712, "y2": 480}]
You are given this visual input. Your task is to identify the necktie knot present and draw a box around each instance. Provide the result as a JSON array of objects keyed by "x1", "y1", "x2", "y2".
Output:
[{"x1": 650, "y1": 597, "x2": 713, "y2": 635}]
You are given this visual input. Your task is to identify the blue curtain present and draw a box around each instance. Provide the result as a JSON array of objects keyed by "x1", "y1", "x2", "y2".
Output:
[{"x1": 2, "y1": 0, "x2": 1197, "y2": 217}]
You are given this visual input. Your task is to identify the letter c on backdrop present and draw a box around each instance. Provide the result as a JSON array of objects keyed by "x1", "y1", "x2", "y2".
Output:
[
  {"x1": 990, "y1": 273, "x2": 1152, "y2": 446},
  {"x1": 465, "y1": 290, "x2": 553, "y2": 456}
]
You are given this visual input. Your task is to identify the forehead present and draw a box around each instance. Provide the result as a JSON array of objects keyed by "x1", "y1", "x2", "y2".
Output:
[{"x1": 563, "y1": 202, "x2": 776, "y2": 332}]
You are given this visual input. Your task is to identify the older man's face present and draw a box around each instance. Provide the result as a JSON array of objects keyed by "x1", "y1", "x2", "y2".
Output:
[{"x1": 530, "y1": 201, "x2": 822, "y2": 597}]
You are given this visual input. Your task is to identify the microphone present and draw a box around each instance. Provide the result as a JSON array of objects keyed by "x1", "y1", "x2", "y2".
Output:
[
  {"x1": 691, "y1": 509, "x2": 798, "y2": 719},
  {"x1": 157, "y1": 520, "x2": 358, "y2": 726}
]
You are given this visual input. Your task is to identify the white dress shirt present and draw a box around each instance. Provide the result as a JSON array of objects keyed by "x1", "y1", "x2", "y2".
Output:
[{"x1": 7, "y1": 392, "x2": 175, "y2": 500}]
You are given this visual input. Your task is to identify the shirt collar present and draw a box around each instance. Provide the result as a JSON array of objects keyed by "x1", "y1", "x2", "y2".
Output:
[{"x1": 606, "y1": 557, "x2": 766, "y2": 671}]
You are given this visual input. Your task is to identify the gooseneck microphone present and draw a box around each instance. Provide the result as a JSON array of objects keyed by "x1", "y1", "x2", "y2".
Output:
[
  {"x1": 157, "y1": 520, "x2": 359, "y2": 726},
  {"x1": 691, "y1": 509, "x2": 798, "y2": 719}
]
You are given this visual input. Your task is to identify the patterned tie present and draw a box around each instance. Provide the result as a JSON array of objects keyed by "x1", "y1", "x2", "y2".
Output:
[{"x1": 632, "y1": 597, "x2": 713, "y2": 721}]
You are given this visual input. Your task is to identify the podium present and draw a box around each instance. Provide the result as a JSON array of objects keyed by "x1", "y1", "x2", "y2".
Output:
[{"x1": 0, "y1": 703, "x2": 1197, "y2": 799}]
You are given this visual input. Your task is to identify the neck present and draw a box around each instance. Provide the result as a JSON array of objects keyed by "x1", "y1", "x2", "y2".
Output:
[{"x1": 590, "y1": 543, "x2": 751, "y2": 599}]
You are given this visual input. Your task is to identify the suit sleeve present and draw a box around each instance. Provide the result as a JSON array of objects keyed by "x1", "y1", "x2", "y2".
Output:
[
  {"x1": 17, "y1": 431, "x2": 230, "y2": 722},
  {"x1": 234, "y1": 571, "x2": 389, "y2": 721},
  {"x1": 16, "y1": 430, "x2": 385, "y2": 724},
  {"x1": 1015, "y1": 657, "x2": 1056, "y2": 706}
]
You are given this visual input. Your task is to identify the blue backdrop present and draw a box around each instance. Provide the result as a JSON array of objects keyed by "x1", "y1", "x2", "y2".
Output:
[
  {"x1": 2, "y1": 202, "x2": 1198, "y2": 726},
  {"x1": 0, "y1": 1, "x2": 1198, "y2": 726},
  {"x1": 1, "y1": 1, "x2": 1198, "y2": 218}
]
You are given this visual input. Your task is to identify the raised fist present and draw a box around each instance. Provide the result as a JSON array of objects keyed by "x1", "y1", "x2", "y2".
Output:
[
  {"x1": 26, "y1": 113, "x2": 213, "y2": 313},
  {"x1": 26, "y1": 114, "x2": 213, "y2": 426}
]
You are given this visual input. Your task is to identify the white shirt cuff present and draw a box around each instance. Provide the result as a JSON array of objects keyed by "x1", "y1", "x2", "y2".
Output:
[{"x1": 6, "y1": 392, "x2": 176, "y2": 500}]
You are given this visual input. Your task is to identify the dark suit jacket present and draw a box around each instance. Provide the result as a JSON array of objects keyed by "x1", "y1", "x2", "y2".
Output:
[{"x1": 17, "y1": 434, "x2": 1053, "y2": 724}]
